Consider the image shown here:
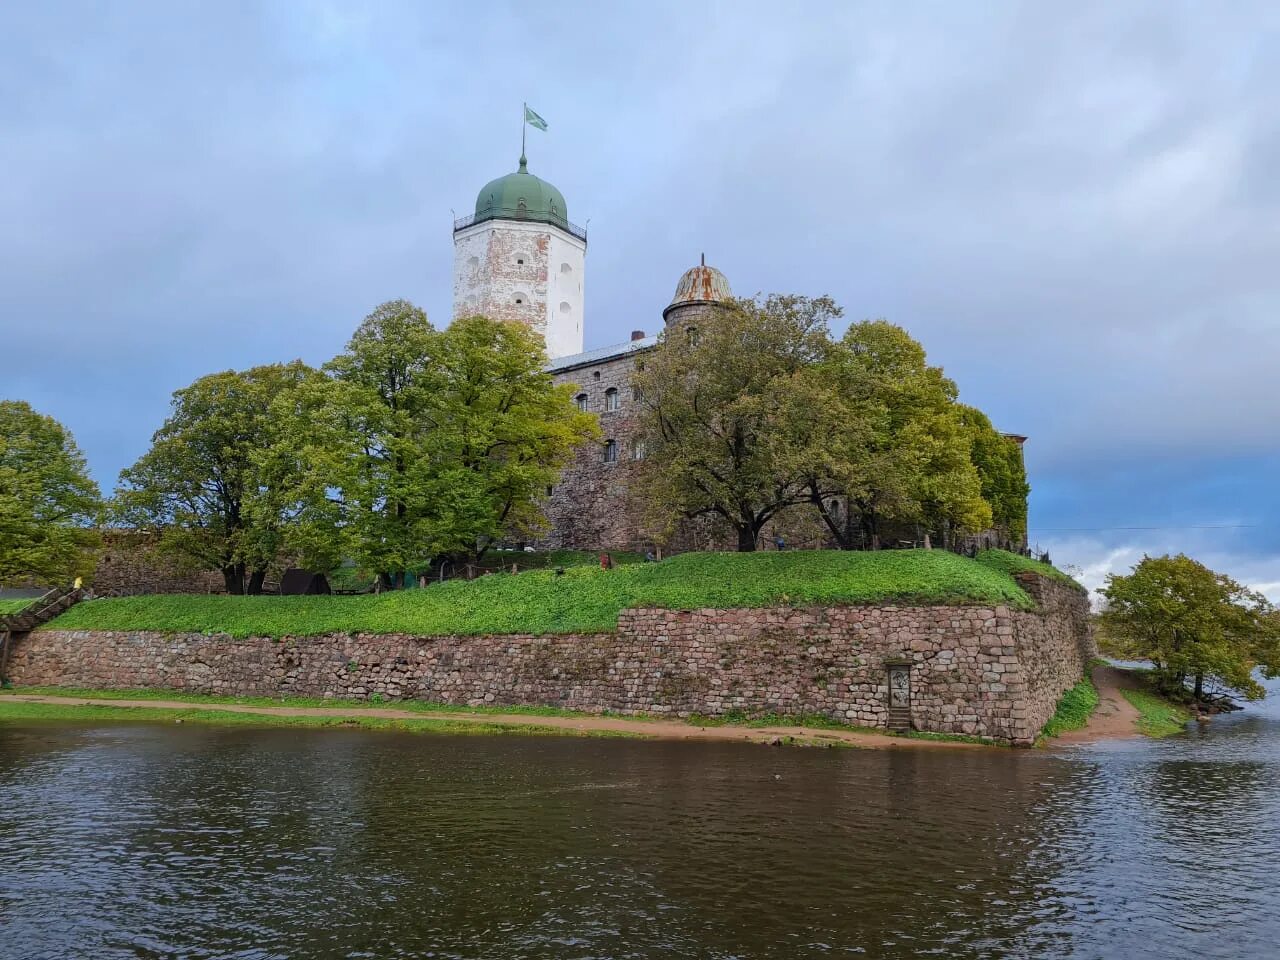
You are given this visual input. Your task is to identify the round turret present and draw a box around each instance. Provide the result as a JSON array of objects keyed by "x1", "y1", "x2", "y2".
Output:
[{"x1": 663, "y1": 257, "x2": 733, "y2": 325}]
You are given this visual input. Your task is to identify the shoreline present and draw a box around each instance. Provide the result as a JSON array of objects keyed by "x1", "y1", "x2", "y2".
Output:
[
  {"x1": 0, "y1": 664, "x2": 1180, "y2": 747},
  {"x1": 0, "y1": 691, "x2": 992, "y2": 749}
]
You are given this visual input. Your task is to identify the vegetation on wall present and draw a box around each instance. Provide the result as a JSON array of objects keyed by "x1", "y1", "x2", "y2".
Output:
[
  {"x1": 47, "y1": 549, "x2": 1034, "y2": 639},
  {"x1": 0, "y1": 400, "x2": 100, "y2": 586},
  {"x1": 1099, "y1": 554, "x2": 1280, "y2": 702}
]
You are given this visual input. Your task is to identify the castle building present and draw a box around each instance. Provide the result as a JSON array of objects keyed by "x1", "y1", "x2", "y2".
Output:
[
  {"x1": 456, "y1": 156, "x2": 1025, "y2": 554},
  {"x1": 453, "y1": 154, "x2": 739, "y2": 550}
]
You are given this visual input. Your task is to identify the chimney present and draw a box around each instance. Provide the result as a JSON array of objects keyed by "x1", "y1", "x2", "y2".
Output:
[{"x1": 631, "y1": 330, "x2": 646, "y2": 341}]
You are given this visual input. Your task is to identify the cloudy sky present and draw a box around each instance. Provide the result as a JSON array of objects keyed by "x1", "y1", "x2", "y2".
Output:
[{"x1": 2, "y1": 2, "x2": 1276, "y2": 597}]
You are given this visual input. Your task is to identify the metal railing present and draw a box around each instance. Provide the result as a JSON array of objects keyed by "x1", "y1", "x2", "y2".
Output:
[{"x1": 453, "y1": 208, "x2": 587, "y2": 242}]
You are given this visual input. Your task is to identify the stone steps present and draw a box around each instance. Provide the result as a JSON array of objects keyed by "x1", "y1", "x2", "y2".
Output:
[{"x1": 1, "y1": 585, "x2": 84, "y2": 683}]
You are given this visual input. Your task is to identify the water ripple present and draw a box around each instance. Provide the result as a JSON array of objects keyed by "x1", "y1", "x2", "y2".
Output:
[{"x1": 3, "y1": 703, "x2": 1280, "y2": 959}]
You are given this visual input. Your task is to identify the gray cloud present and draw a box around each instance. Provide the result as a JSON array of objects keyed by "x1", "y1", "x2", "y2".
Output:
[{"x1": 1, "y1": 1, "x2": 1276, "y2": 588}]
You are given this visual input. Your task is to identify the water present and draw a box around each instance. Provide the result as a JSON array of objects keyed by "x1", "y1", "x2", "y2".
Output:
[{"x1": 3, "y1": 692, "x2": 1280, "y2": 959}]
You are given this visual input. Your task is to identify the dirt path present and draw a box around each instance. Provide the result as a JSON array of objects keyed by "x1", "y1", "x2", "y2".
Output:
[
  {"x1": 1054, "y1": 664, "x2": 1143, "y2": 743},
  {"x1": 1, "y1": 694, "x2": 991, "y2": 750}
]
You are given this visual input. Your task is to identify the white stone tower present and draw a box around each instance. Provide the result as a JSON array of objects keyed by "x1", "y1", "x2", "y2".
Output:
[{"x1": 452, "y1": 155, "x2": 586, "y2": 359}]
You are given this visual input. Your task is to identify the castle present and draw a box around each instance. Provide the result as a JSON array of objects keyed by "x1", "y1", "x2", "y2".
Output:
[{"x1": 452, "y1": 153, "x2": 1023, "y2": 554}]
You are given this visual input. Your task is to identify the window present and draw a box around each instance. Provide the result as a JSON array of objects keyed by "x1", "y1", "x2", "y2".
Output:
[
  {"x1": 592, "y1": 370, "x2": 601, "y2": 380},
  {"x1": 546, "y1": 485, "x2": 554, "y2": 497},
  {"x1": 517, "y1": 258, "x2": 524, "y2": 265},
  {"x1": 560, "y1": 262, "x2": 572, "y2": 274},
  {"x1": 687, "y1": 326, "x2": 700, "y2": 346},
  {"x1": 636, "y1": 361, "x2": 644, "y2": 372},
  {"x1": 603, "y1": 440, "x2": 618, "y2": 463},
  {"x1": 515, "y1": 297, "x2": 524, "y2": 304},
  {"x1": 559, "y1": 301, "x2": 571, "y2": 314},
  {"x1": 632, "y1": 384, "x2": 643, "y2": 402},
  {"x1": 632, "y1": 438, "x2": 647, "y2": 460},
  {"x1": 604, "y1": 388, "x2": 619, "y2": 412},
  {"x1": 575, "y1": 393, "x2": 589, "y2": 412}
]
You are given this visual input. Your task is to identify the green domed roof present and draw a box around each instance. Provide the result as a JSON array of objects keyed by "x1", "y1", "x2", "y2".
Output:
[{"x1": 473, "y1": 155, "x2": 570, "y2": 229}]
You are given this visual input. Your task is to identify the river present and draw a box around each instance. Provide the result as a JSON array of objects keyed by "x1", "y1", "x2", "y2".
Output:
[{"x1": 3, "y1": 685, "x2": 1279, "y2": 959}]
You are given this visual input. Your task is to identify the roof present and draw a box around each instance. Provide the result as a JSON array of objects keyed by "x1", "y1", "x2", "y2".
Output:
[
  {"x1": 546, "y1": 335, "x2": 658, "y2": 374},
  {"x1": 473, "y1": 155, "x2": 569, "y2": 227}
]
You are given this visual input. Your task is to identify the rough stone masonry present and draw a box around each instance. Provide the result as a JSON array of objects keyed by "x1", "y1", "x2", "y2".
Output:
[{"x1": 9, "y1": 572, "x2": 1092, "y2": 746}]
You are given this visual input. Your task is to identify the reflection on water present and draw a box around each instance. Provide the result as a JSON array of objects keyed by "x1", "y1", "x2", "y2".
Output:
[{"x1": 3, "y1": 687, "x2": 1280, "y2": 959}]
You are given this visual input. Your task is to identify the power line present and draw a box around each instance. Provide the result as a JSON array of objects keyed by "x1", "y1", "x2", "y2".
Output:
[{"x1": 1032, "y1": 524, "x2": 1258, "y2": 533}]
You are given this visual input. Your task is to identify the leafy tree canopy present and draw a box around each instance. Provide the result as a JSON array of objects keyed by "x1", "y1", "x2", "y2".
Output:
[
  {"x1": 959, "y1": 404, "x2": 1029, "y2": 543},
  {"x1": 1099, "y1": 554, "x2": 1280, "y2": 701},
  {"x1": 114, "y1": 361, "x2": 321, "y2": 594},
  {"x1": 632, "y1": 294, "x2": 844, "y2": 551},
  {"x1": 811, "y1": 320, "x2": 990, "y2": 549},
  {"x1": 0, "y1": 400, "x2": 101, "y2": 585},
  {"x1": 270, "y1": 302, "x2": 597, "y2": 583}
]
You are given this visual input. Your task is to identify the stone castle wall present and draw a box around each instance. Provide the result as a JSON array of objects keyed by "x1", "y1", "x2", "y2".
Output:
[
  {"x1": 90, "y1": 532, "x2": 225, "y2": 597},
  {"x1": 10, "y1": 575, "x2": 1090, "y2": 745}
]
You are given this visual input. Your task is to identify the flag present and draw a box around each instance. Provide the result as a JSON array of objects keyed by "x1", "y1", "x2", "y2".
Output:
[{"x1": 524, "y1": 104, "x2": 548, "y2": 131}]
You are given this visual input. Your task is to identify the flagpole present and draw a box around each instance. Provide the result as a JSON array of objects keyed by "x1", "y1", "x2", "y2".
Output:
[{"x1": 521, "y1": 102, "x2": 526, "y2": 162}]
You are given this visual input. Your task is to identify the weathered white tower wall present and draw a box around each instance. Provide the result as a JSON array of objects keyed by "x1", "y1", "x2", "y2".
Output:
[{"x1": 452, "y1": 220, "x2": 585, "y2": 359}]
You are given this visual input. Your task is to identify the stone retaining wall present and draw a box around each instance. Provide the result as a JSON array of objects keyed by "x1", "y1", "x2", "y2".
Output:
[{"x1": 9, "y1": 575, "x2": 1091, "y2": 745}]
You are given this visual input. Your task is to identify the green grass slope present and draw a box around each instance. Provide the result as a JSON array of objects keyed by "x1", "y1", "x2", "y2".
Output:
[
  {"x1": 975, "y1": 549, "x2": 1082, "y2": 589},
  {"x1": 48, "y1": 550, "x2": 1034, "y2": 639},
  {"x1": 0, "y1": 598, "x2": 32, "y2": 616}
]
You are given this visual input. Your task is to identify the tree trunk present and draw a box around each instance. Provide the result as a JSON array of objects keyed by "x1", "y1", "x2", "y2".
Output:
[
  {"x1": 1194, "y1": 672, "x2": 1204, "y2": 700},
  {"x1": 810, "y1": 489, "x2": 852, "y2": 549},
  {"x1": 737, "y1": 526, "x2": 758, "y2": 552},
  {"x1": 222, "y1": 565, "x2": 245, "y2": 595},
  {"x1": 247, "y1": 569, "x2": 267, "y2": 596}
]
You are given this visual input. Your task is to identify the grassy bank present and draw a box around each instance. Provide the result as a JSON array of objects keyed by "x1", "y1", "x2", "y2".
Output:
[
  {"x1": 0, "y1": 686, "x2": 999, "y2": 746},
  {"x1": 0, "y1": 598, "x2": 33, "y2": 616},
  {"x1": 973, "y1": 549, "x2": 1083, "y2": 589},
  {"x1": 1041, "y1": 674, "x2": 1101, "y2": 739},
  {"x1": 0, "y1": 697, "x2": 640, "y2": 738},
  {"x1": 1121, "y1": 687, "x2": 1192, "y2": 737},
  {"x1": 47, "y1": 549, "x2": 1036, "y2": 638}
]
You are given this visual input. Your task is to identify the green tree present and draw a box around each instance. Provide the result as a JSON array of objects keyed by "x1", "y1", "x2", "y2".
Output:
[
  {"x1": 814, "y1": 321, "x2": 990, "y2": 549},
  {"x1": 0, "y1": 401, "x2": 100, "y2": 584},
  {"x1": 959, "y1": 405, "x2": 1030, "y2": 544},
  {"x1": 1099, "y1": 554, "x2": 1280, "y2": 701},
  {"x1": 632, "y1": 294, "x2": 842, "y2": 551},
  {"x1": 114, "y1": 361, "x2": 320, "y2": 594},
  {"x1": 271, "y1": 302, "x2": 596, "y2": 584}
]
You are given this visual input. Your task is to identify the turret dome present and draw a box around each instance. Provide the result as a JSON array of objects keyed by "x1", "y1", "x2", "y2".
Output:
[
  {"x1": 472, "y1": 155, "x2": 570, "y2": 231},
  {"x1": 663, "y1": 258, "x2": 733, "y2": 321}
]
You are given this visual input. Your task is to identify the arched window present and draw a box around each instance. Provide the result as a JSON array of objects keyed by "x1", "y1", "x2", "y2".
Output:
[
  {"x1": 686, "y1": 326, "x2": 700, "y2": 346},
  {"x1": 575, "y1": 393, "x2": 589, "y2": 412},
  {"x1": 603, "y1": 440, "x2": 618, "y2": 463},
  {"x1": 632, "y1": 438, "x2": 647, "y2": 460},
  {"x1": 604, "y1": 387, "x2": 620, "y2": 412}
]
